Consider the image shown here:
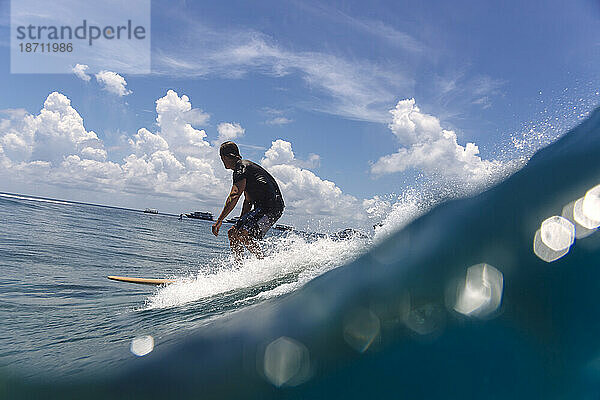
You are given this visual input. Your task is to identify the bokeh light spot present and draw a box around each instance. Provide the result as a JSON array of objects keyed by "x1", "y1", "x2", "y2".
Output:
[
  {"x1": 540, "y1": 216, "x2": 575, "y2": 251},
  {"x1": 533, "y1": 229, "x2": 570, "y2": 262},
  {"x1": 562, "y1": 201, "x2": 596, "y2": 239},
  {"x1": 582, "y1": 184, "x2": 600, "y2": 223},
  {"x1": 574, "y1": 197, "x2": 600, "y2": 231},
  {"x1": 263, "y1": 337, "x2": 310, "y2": 387},
  {"x1": 453, "y1": 263, "x2": 503, "y2": 318},
  {"x1": 403, "y1": 303, "x2": 445, "y2": 336},
  {"x1": 130, "y1": 335, "x2": 154, "y2": 357},
  {"x1": 343, "y1": 308, "x2": 381, "y2": 353}
]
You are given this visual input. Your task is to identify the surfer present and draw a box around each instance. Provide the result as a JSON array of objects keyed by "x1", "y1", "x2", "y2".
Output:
[{"x1": 212, "y1": 141, "x2": 285, "y2": 262}]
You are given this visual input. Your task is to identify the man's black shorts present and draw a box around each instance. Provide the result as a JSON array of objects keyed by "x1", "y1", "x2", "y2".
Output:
[{"x1": 234, "y1": 207, "x2": 283, "y2": 240}]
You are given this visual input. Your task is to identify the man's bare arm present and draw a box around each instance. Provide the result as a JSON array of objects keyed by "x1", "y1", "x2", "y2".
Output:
[
  {"x1": 212, "y1": 179, "x2": 246, "y2": 236},
  {"x1": 217, "y1": 178, "x2": 246, "y2": 222},
  {"x1": 241, "y1": 196, "x2": 252, "y2": 216}
]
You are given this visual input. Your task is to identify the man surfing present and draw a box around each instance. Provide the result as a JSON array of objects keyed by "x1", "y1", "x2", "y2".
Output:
[{"x1": 212, "y1": 141, "x2": 285, "y2": 262}]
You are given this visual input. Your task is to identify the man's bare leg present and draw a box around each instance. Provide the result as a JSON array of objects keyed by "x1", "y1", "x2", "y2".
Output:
[
  {"x1": 228, "y1": 226, "x2": 263, "y2": 261},
  {"x1": 237, "y1": 229, "x2": 264, "y2": 259},
  {"x1": 228, "y1": 227, "x2": 245, "y2": 263}
]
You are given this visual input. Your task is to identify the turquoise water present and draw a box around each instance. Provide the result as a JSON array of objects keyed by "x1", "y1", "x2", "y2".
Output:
[
  {"x1": 0, "y1": 198, "x2": 230, "y2": 378},
  {"x1": 2, "y1": 108, "x2": 600, "y2": 398},
  {"x1": 0, "y1": 192, "x2": 370, "y2": 384}
]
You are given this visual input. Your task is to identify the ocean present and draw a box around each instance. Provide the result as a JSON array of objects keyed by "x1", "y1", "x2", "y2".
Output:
[{"x1": 2, "y1": 108, "x2": 600, "y2": 399}]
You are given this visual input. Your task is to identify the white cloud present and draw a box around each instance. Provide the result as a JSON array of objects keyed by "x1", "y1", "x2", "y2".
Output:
[
  {"x1": 371, "y1": 98, "x2": 504, "y2": 188},
  {"x1": 154, "y1": 90, "x2": 211, "y2": 157},
  {"x1": 72, "y1": 64, "x2": 91, "y2": 82},
  {"x1": 128, "y1": 128, "x2": 169, "y2": 155},
  {"x1": 0, "y1": 108, "x2": 28, "y2": 119},
  {"x1": 0, "y1": 90, "x2": 372, "y2": 229},
  {"x1": 261, "y1": 140, "x2": 358, "y2": 224},
  {"x1": 95, "y1": 70, "x2": 132, "y2": 96},
  {"x1": 216, "y1": 122, "x2": 245, "y2": 144},
  {"x1": 263, "y1": 108, "x2": 293, "y2": 125},
  {"x1": 0, "y1": 90, "x2": 226, "y2": 204},
  {"x1": 80, "y1": 146, "x2": 107, "y2": 161},
  {"x1": 261, "y1": 139, "x2": 296, "y2": 168},
  {"x1": 0, "y1": 92, "x2": 105, "y2": 165},
  {"x1": 290, "y1": 2, "x2": 426, "y2": 54},
  {"x1": 433, "y1": 72, "x2": 505, "y2": 112},
  {"x1": 261, "y1": 139, "x2": 320, "y2": 170},
  {"x1": 266, "y1": 117, "x2": 293, "y2": 125},
  {"x1": 153, "y1": 22, "x2": 411, "y2": 122}
]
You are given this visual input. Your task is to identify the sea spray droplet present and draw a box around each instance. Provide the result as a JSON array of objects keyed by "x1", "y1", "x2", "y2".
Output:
[
  {"x1": 130, "y1": 335, "x2": 154, "y2": 357},
  {"x1": 145, "y1": 233, "x2": 369, "y2": 310}
]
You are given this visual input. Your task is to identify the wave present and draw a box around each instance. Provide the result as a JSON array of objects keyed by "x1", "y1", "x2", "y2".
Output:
[
  {"x1": 8, "y1": 106, "x2": 600, "y2": 398},
  {"x1": 145, "y1": 232, "x2": 371, "y2": 310},
  {"x1": 95, "y1": 107, "x2": 600, "y2": 398},
  {"x1": 146, "y1": 105, "x2": 571, "y2": 311}
]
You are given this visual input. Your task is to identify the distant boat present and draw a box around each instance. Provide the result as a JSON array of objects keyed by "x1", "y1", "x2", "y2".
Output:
[
  {"x1": 144, "y1": 208, "x2": 158, "y2": 214},
  {"x1": 224, "y1": 216, "x2": 240, "y2": 224},
  {"x1": 273, "y1": 224, "x2": 294, "y2": 231},
  {"x1": 331, "y1": 228, "x2": 368, "y2": 240},
  {"x1": 185, "y1": 211, "x2": 214, "y2": 221}
]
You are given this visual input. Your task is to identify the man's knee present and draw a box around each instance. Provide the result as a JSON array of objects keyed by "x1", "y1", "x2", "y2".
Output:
[{"x1": 228, "y1": 226, "x2": 238, "y2": 240}]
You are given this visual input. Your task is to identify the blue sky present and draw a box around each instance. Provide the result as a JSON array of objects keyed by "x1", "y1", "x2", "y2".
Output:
[{"x1": 0, "y1": 0, "x2": 598, "y2": 229}]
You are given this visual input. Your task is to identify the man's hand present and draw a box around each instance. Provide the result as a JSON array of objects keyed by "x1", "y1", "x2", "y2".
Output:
[
  {"x1": 213, "y1": 179, "x2": 246, "y2": 236},
  {"x1": 212, "y1": 220, "x2": 222, "y2": 236}
]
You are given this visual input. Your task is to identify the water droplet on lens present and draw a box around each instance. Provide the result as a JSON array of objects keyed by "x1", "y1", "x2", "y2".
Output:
[
  {"x1": 452, "y1": 263, "x2": 503, "y2": 318},
  {"x1": 540, "y1": 216, "x2": 575, "y2": 251},
  {"x1": 130, "y1": 335, "x2": 154, "y2": 357},
  {"x1": 582, "y1": 184, "x2": 600, "y2": 227},
  {"x1": 343, "y1": 308, "x2": 381, "y2": 353},
  {"x1": 263, "y1": 337, "x2": 310, "y2": 387},
  {"x1": 533, "y1": 229, "x2": 570, "y2": 262}
]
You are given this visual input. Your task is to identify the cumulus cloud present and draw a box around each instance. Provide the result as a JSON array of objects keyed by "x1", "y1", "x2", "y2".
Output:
[
  {"x1": 0, "y1": 92, "x2": 105, "y2": 166},
  {"x1": 128, "y1": 128, "x2": 169, "y2": 155},
  {"x1": 261, "y1": 139, "x2": 320, "y2": 170},
  {"x1": 371, "y1": 98, "x2": 504, "y2": 188},
  {"x1": 261, "y1": 140, "x2": 357, "y2": 222},
  {"x1": 216, "y1": 122, "x2": 245, "y2": 144},
  {"x1": 120, "y1": 90, "x2": 226, "y2": 199},
  {"x1": 0, "y1": 89, "x2": 521, "y2": 231},
  {"x1": 0, "y1": 90, "x2": 226, "y2": 201},
  {"x1": 155, "y1": 90, "x2": 211, "y2": 154},
  {"x1": 0, "y1": 90, "x2": 365, "y2": 228},
  {"x1": 95, "y1": 70, "x2": 132, "y2": 96},
  {"x1": 72, "y1": 64, "x2": 91, "y2": 82}
]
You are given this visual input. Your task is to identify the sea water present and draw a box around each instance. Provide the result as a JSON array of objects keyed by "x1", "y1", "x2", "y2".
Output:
[
  {"x1": 0, "y1": 194, "x2": 370, "y2": 380},
  {"x1": 2, "y1": 108, "x2": 600, "y2": 398}
]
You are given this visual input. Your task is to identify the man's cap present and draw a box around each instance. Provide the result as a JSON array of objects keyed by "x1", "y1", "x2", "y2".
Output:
[{"x1": 219, "y1": 141, "x2": 241, "y2": 159}]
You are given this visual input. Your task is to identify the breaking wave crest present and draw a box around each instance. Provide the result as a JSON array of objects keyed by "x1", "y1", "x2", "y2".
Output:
[{"x1": 145, "y1": 232, "x2": 371, "y2": 310}]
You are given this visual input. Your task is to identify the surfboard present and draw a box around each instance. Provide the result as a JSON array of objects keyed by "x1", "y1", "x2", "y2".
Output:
[{"x1": 107, "y1": 275, "x2": 176, "y2": 285}]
